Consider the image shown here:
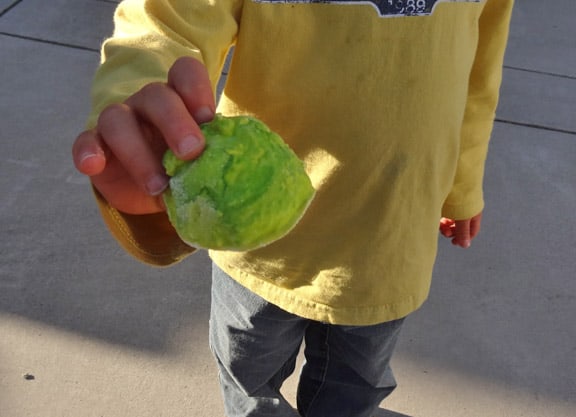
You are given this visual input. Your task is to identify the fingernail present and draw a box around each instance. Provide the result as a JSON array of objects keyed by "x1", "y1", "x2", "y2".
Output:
[
  {"x1": 194, "y1": 106, "x2": 214, "y2": 123},
  {"x1": 463, "y1": 240, "x2": 471, "y2": 248},
  {"x1": 177, "y1": 135, "x2": 203, "y2": 157},
  {"x1": 79, "y1": 152, "x2": 97, "y2": 164},
  {"x1": 79, "y1": 148, "x2": 104, "y2": 165},
  {"x1": 146, "y1": 174, "x2": 169, "y2": 196}
]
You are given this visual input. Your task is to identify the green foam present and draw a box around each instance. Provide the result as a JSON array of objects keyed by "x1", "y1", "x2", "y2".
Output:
[{"x1": 163, "y1": 114, "x2": 315, "y2": 250}]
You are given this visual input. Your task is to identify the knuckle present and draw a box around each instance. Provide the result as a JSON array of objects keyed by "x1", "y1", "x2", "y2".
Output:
[
  {"x1": 171, "y1": 56, "x2": 198, "y2": 74},
  {"x1": 137, "y1": 82, "x2": 167, "y2": 101},
  {"x1": 97, "y1": 102, "x2": 130, "y2": 128},
  {"x1": 132, "y1": 83, "x2": 177, "y2": 120},
  {"x1": 171, "y1": 56, "x2": 190, "y2": 72}
]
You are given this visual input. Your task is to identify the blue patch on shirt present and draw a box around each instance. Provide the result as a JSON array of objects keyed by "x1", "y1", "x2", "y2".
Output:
[{"x1": 253, "y1": 0, "x2": 482, "y2": 17}]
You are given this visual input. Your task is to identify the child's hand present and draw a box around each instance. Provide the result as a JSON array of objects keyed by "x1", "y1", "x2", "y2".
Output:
[
  {"x1": 72, "y1": 57, "x2": 215, "y2": 214},
  {"x1": 439, "y1": 212, "x2": 483, "y2": 248}
]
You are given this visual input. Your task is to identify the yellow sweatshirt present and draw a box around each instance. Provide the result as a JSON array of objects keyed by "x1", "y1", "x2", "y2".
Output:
[{"x1": 88, "y1": 0, "x2": 514, "y2": 325}]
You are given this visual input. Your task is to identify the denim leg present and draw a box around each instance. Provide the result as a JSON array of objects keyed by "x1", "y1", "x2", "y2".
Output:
[
  {"x1": 297, "y1": 318, "x2": 405, "y2": 417},
  {"x1": 209, "y1": 264, "x2": 307, "y2": 417}
]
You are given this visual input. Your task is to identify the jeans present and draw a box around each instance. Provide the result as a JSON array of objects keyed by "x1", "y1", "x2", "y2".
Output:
[{"x1": 209, "y1": 264, "x2": 405, "y2": 417}]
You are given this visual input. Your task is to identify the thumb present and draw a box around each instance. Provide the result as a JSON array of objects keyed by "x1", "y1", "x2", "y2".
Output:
[{"x1": 452, "y1": 219, "x2": 472, "y2": 248}]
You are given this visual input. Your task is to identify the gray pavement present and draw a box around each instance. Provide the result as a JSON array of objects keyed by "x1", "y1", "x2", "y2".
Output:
[{"x1": 1, "y1": 1, "x2": 575, "y2": 416}]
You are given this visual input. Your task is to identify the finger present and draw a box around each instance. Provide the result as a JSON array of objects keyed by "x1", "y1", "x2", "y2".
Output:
[
  {"x1": 439, "y1": 217, "x2": 455, "y2": 238},
  {"x1": 91, "y1": 163, "x2": 166, "y2": 214},
  {"x1": 168, "y1": 56, "x2": 216, "y2": 124},
  {"x1": 452, "y1": 219, "x2": 472, "y2": 248},
  {"x1": 97, "y1": 103, "x2": 169, "y2": 196},
  {"x1": 86, "y1": 138, "x2": 166, "y2": 214},
  {"x1": 469, "y1": 212, "x2": 483, "y2": 239},
  {"x1": 126, "y1": 81, "x2": 205, "y2": 160},
  {"x1": 72, "y1": 129, "x2": 107, "y2": 176}
]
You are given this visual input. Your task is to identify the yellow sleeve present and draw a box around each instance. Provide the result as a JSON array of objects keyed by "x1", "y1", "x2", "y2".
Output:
[
  {"x1": 87, "y1": 0, "x2": 242, "y2": 265},
  {"x1": 442, "y1": 0, "x2": 514, "y2": 220}
]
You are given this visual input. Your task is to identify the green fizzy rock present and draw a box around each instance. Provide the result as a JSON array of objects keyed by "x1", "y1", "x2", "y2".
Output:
[{"x1": 163, "y1": 114, "x2": 315, "y2": 251}]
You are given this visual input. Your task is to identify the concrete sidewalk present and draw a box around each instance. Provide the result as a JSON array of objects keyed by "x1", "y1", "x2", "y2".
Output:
[{"x1": 1, "y1": 1, "x2": 574, "y2": 416}]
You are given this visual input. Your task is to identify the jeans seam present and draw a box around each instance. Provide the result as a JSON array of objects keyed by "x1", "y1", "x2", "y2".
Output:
[{"x1": 302, "y1": 325, "x2": 331, "y2": 417}]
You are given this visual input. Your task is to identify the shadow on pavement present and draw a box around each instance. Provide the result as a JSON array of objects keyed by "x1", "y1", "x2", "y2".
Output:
[{"x1": 375, "y1": 409, "x2": 412, "y2": 417}]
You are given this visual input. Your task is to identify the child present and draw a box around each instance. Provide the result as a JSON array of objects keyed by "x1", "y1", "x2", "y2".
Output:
[{"x1": 72, "y1": 0, "x2": 514, "y2": 415}]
